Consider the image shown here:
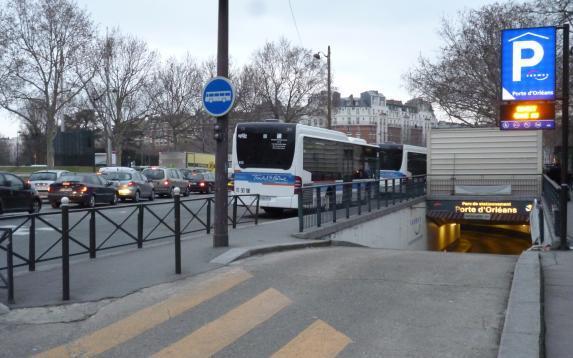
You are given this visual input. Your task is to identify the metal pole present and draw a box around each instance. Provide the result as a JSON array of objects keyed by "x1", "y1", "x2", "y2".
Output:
[
  {"x1": 61, "y1": 197, "x2": 70, "y2": 301},
  {"x1": 560, "y1": 24, "x2": 570, "y2": 250},
  {"x1": 327, "y1": 45, "x2": 331, "y2": 129},
  {"x1": 7, "y1": 229, "x2": 14, "y2": 304},
  {"x1": 16, "y1": 132, "x2": 19, "y2": 167},
  {"x1": 137, "y1": 205, "x2": 144, "y2": 248},
  {"x1": 232, "y1": 196, "x2": 238, "y2": 229},
  {"x1": 316, "y1": 187, "x2": 322, "y2": 227},
  {"x1": 174, "y1": 189, "x2": 181, "y2": 274},
  {"x1": 29, "y1": 215, "x2": 35, "y2": 271},
  {"x1": 298, "y1": 191, "x2": 304, "y2": 232},
  {"x1": 214, "y1": 0, "x2": 229, "y2": 247},
  {"x1": 89, "y1": 209, "x2": 96, "y2": 258}
]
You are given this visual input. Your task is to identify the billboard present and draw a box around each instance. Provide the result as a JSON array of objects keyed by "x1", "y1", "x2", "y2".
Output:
[{"x1": 501, "y1": 27, "x2": 556, "y2": 101}]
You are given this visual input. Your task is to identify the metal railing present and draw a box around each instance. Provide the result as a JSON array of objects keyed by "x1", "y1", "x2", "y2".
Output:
[
  {"x1": 0, "y1": 228, "x2": 14, "y2": 304},
  {"x1": 543, "y1": 174, "x2": 562, "y2": 236},
  {"x1": 0, "y1": 193, "x2": 259, "y2": 302},
  {"x1": 298, "y1": 176, "x2": 426, "y2": 232},
  {"x1": 427, "y1": 174, "x2": 542, "y2": 199}
]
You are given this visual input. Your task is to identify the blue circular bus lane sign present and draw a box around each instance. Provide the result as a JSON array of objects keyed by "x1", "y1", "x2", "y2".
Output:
[{"x1": 202, "y1": 76, "x2": 235, "y2": 117}]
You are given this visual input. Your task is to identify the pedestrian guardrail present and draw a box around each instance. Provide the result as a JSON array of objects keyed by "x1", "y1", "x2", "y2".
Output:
[
  {"x1": 0, "y1": 193, "x2": 259, "y2": 303},
  {"x1": 0, "y1": 228, "x2": 14, "y2": 304},
  {"x1": 542, "y1": 174, "x2": 562, "y2": 236},
  {"x1": 298, "y1": 176, "x2": 426, "y2": 232}
]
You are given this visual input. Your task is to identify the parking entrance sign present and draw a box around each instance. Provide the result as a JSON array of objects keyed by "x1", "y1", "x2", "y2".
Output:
[{"x1": 501, "y1": 27, "x2": 556, "y2": 101}]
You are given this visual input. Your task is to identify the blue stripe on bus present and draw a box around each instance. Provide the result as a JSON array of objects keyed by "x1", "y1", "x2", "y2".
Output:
[
  {"x1": 234, "y1": 172, "x2": 295, "y2": 185},
  {"x1": 379, "y1": 170, "x2": 406, "y2": 179}
]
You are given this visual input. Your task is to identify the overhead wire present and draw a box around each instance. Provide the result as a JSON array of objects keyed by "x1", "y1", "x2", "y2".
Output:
[{"x1": 288, "y1": 0, "x2": 304, "y2": 46}]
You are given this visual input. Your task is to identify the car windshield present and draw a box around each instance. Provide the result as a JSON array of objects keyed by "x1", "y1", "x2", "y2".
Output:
[
  {"x1": 187, "y1": 174, "x2": 204, "y2": 181},
  {"x1": 29, "y1": 172, "x2": 57, "y2": 181},
  {"x1": 142, "y1": 169, "x2": 165, "y2": 180},
  {"x1": 103, "y1": 172, "x2": 132, "y2": 180}
]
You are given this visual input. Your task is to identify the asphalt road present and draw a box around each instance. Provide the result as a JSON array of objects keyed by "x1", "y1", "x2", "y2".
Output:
[
  {"x1": 0, "y1": 248, "x2": 517, "y2": 357},
  {"x1": 0, "y1": 193, "x2": 282, "y2": 270},
  {"x1": 449, "y1": 227, "x2": 532, "y2": 255}
]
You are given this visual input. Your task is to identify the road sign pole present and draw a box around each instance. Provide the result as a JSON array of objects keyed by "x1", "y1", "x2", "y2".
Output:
[
  {"x1": 560, "y1": 24, "x2": 569, "y2": 250},
  {"x1": 214, "y1": 0, "x2": 229, "y2": 247}
]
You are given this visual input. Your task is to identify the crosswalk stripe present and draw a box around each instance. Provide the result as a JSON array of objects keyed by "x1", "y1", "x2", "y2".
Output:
[
  {"x1": 36, "y1": 269, "x2": 253, "y2": 358},
  {"x1": 271, "y1": 319, "x2": 352, "y2": 358},
  {"x1": 153, "y1": 288, "x2": 292, "y2": 358}
]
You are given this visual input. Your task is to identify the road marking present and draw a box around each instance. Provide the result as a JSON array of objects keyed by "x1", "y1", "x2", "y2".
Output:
[
  {"x1": 153, "y1": 288, "x2": 292, "y2": 358},
  {"x1": 36, "y1": 269, "x2": 253, "y2": 358},
  {"x1": 271, "y1": 320, "x2": 352, "y2": 358}
]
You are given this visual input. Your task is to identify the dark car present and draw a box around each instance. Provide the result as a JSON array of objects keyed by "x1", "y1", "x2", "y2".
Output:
[
  {"x1": 141, "y1": 168, "x2": 189, "y2": 197},
  {"x1": 101, "y1": 170, "x2": 154, "y2": 202},
  {"x1": 185, "y1": 172, "x2": 215, "y2": 194},
  {"x1": 0, "y1": 172, "x2": 42, "y2": 215},
  {"x1": 48, "y1": 173, "x2": 118, "y2": 208}
]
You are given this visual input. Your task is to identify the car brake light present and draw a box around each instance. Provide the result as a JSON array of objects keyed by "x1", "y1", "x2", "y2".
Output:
[
  {"x1": 294, "y1": 176, "x2": 302, "y2": 195},
  {"x1": 128, "y1": 181, "x2": 135, "y2": 187},
  {"x1": 164, "y1": 180, "x2": 170, "y2": 186},
  {"x1": 199, "y1": 182, "x2": 205, "y2": 187},
  {"x1": 80, "y1": 186, "x2": 88, "y2": 193},
  {"x1": 63, "y1": 182, "x2": 70, "y2": 186},
  {"x1": 48, "y1": 186, "x2": 52, "y2": 193}
]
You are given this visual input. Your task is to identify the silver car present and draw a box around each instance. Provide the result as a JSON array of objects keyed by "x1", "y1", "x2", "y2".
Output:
[{"x1": 28, "y1": 170, "x2": 71, "y2": 199}]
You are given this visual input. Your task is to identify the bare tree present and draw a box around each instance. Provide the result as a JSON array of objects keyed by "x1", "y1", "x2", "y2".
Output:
[
  {"x1": 248, "y1": 38, "x2": 326, "y2": 123},
  {"x1": 147, "y1": 56, "x2": 203, "y2": 150},
  {"x1": 0, "y1": 0, "x2": 96, "y2": 167},
  {"x1": 82, "y1": 29, "x2": 156, "y2": 165},
  {"x1": 405, "y1": 2, "x2": 548, "y2": 126}
]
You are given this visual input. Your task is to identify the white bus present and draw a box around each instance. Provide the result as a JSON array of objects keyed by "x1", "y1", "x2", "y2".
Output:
[
  {"x1": 379, "y1": 143, "x2": 427, "y2": 181},
  {"x1": 232, "y1": 122, "x2": 379, "y2": 214}
]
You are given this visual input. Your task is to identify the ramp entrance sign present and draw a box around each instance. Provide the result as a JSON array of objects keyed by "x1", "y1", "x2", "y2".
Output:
[
  {"x1": 500, "y1": 26, "x2": 556, "y2": 131},
  {"x1": 501, "y1": 27, "x2": 556, "y2": 101}
]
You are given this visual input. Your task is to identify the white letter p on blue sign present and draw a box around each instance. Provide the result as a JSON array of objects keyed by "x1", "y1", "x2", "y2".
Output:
[{"x1": 512, "y1": 40, "x2": 544, "y2": 82}]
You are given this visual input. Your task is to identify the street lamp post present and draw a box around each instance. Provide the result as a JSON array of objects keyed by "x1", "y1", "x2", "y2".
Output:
[{"x1": 314, "y1": 46, "x2": 331, "y2": 129}]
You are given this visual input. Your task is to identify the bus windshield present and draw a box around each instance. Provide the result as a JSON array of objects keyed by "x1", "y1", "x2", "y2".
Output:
[{"x1": 236, "y1": 123, "x2": 296, "y2": 170}]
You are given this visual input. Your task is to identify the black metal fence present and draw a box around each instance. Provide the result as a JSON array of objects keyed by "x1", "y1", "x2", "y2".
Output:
[
  {"x1": 298, "y1": 176, "x2": 426, "y2": 232},
  {"x1": 0, "y1": 228, "x2": 13, "y2": 304},
  {"x1": 0, "y1": 193, "x2": 259, "y2": 302}
]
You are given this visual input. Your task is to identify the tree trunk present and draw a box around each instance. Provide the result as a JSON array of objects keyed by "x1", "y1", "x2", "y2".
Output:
[{"x1": 46, "y1": 112, "x2": 56, "y2": 168}]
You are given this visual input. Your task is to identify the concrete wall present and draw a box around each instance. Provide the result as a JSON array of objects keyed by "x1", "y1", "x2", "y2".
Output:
[{"x1": 326, "y1": 201, "x2": 430, "y2": 250}]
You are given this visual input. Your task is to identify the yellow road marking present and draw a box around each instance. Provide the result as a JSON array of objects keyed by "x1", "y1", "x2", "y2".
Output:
[
  {"x1": 37, "y1": 269, "x2": 253, "y2": 358},
  {"x1": 153, "y1": 288, "x2": 292, "y2": 358},
  {"x1": 271, "y1": 319, "x2": 352, "y2": 358}
]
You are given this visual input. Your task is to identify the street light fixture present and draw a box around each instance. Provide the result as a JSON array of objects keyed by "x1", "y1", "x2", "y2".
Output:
[{"x1": 314, "y1": 45, "x2": 331, "y2": 129}]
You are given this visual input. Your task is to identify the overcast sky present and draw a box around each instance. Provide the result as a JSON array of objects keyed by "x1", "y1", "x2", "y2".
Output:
[{"x1": 0, "y1": 0, "x2": 498, "y2": 137}]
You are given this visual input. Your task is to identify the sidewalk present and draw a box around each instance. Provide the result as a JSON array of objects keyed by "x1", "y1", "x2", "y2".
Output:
[
  {"x1": 542, "y1": 251, "x2": 573, "y2": 358},
  {"x1": 0, "y1": 216, "x2": 312, "y2": 308}
]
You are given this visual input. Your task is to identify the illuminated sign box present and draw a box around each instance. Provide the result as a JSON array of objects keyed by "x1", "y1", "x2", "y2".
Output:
[
  {"x1": 501, "y1": 27, "x2": 556, "y2": 101},
  {"x1": 500, "y1": 101, "x2": 555, "y2": 130}
]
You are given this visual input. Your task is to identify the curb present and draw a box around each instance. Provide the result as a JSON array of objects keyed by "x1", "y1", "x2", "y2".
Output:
[
  {"x1": 497, "y1": 251, "x2": 541, "y2": 358},
  {"x1": 210, "y1": 240, "x2": 332, "y2": 265}
]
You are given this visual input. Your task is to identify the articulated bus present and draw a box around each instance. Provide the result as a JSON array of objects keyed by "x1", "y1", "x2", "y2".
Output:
[
  {"x1": 231, "y1": 122, "x2": 379, "y2": 214},
  {"x1": 379, "y1": 143, "x2": 427, "y2": 180}
]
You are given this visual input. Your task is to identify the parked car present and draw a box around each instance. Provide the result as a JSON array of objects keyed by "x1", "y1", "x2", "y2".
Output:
[
  {"x1": 141, "y1": 167, "x2": 189, "y2": 198},
  {"x1": 48, "y1": 173, "x2": 118, "y2": 208},
  {"x1": 28, "y1": 170, "x2": 71, "y2": 200},
  {"x1": 0, "y1": 172, "x2": 42, "y2": 215},
  {"x1": 185, "y1": 172, "x2": 215, "y2": 194},
  {"x1": 100, "y1": 169, "x2": 154, "y2": 202}
]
